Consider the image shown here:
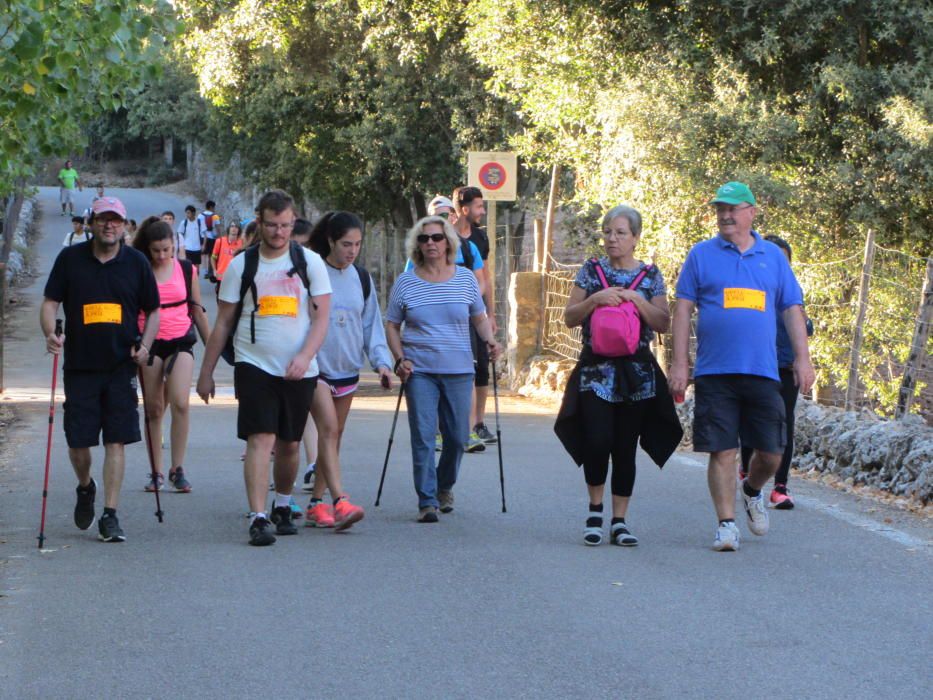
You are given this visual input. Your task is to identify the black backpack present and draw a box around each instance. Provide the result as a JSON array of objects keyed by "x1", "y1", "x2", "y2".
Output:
[
  {"x1": 353, "y1": 263, "x2": 372, "y2": 302},
  {"x1": 221, "y1": 241, "x2": 313, "y2": 365}
]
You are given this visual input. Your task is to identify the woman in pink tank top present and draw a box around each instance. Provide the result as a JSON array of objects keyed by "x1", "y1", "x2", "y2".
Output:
[{"x1": 132, "y1": 217, "x2": 210, "y2": 493}]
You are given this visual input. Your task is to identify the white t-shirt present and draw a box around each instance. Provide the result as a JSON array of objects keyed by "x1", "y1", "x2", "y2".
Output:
[
  {"x1": 219, "y1": 246, "x2": 331, "y2": 378},
  {"x1": 178, "y1": 217, "x2": 203, "y2": 252},
  {"x1": 62, "y1": 230, "x2": 92, "y2": 247}
]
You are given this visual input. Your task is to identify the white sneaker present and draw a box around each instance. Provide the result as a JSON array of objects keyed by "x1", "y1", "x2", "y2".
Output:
[
  {"x1": 742, "y1": 482, "x2": 770, "y2": 536},
  {"x1": 713, "y1": 521, "x2": 740, "y2": 551}
]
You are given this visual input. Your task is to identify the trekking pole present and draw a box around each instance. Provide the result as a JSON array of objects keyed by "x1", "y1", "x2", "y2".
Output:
[
  {"x1": 375, "y1": 382, "x2": 405, "y2": 507},
  {"x1": 491, "y1": 359, "x2": 507, "y2": 513},
  {"x1": 37, "y1": 319, "x2": 63, "y2": 549},
  {"x1": 135, "y1": 341, "x2": 164, "y2": 523}
]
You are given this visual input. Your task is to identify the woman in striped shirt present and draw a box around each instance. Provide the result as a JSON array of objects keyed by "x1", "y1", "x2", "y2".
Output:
[{"x1": 386, "y1": 216, "x2": 501, "y2": 522}]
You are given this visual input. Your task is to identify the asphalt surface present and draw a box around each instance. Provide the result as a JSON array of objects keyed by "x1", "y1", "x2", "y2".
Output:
[{"x1": 0, "y1": 187, "x2": 930, "y2": 699}]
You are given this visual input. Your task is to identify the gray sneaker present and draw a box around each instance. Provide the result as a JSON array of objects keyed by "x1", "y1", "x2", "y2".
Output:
[
  {"x1": 474, "y1": 423, "x2": 497, "y2": 444},
  {"x1": 438, "y1": 490, "x2": 454, "y2": 513},
  {"x1": 742, "y1": 482, "x2": 770, "y2": 536},
  {"x1": 713, "y1": 521, "x2": 740, "y2": 551},
  {"x1": 464, "y1": 432, "x2": 486, "y2": 453}
]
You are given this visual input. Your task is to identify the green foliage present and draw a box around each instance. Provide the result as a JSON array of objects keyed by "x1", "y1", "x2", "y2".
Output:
[
  {"x1": 173, "y1": 0, "x2": 517, "y2": 223},
  {"x1": 0, "y1": 0, "x2": 179, "y2": 196}
]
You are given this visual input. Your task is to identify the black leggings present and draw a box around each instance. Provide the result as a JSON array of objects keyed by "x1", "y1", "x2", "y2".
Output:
[
  {"x1": 740, "y1": 367, "x2": 798, "y2": 484},
  {"x1": 579, "y1": 391, "x2": 646, "y2": 498}
]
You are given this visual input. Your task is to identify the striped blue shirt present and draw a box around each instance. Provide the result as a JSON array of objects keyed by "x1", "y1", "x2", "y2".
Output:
[{"x1": 386, "y1": 266, "x2": 485, "y2": 374}]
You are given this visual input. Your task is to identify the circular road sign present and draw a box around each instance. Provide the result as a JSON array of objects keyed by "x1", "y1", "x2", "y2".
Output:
[{"x1": 478, "y1": 161, "x2": 507, "y2": 191}]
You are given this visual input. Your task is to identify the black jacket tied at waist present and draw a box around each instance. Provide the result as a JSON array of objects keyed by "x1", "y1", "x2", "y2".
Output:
[{"x1": 554, "y1": 348, "x2": 684, "y2": 469}]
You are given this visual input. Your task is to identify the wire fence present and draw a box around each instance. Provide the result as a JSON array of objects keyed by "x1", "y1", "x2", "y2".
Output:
[{"x1": 538, "y1": 241, "x2": 933, "y2": 421}]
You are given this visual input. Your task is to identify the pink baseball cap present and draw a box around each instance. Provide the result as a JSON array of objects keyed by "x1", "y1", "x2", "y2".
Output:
[{"x1": 92, "y1": 196, "x2": 127, "y2": 220}]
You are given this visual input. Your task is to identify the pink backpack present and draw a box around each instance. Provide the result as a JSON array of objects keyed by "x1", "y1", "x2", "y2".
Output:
[{"x1": 589, "y1": 259, "x2": 653, "y2": 357}]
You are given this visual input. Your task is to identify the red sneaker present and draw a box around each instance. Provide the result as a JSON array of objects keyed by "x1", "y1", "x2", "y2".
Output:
[
  {"x1": 769, "y1": 485, "x2": 795, "y2": 510},
  {"x1": 333, "y1": 497, "x2": 364, "y2": 531},
  {"x1": 305, "y1": 502, "x2": 335, "y2": 528}
]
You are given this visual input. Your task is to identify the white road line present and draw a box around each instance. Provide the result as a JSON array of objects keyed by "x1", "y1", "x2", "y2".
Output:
[{"x1": 669, "y1": 453, "x2": 931, "y2": 552}]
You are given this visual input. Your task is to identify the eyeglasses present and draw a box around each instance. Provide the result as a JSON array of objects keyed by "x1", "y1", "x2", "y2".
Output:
[
  {"x1": 417, "y1": 233, "x2": 446, "y2": 244},
  {"x1": 262, "y1": 221, "x2": 295, "y2": 232}
]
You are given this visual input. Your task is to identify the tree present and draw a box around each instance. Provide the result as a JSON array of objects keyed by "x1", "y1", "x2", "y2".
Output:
[{"x1": 0, "y1": 0, "x2": 178, "y2": 261}]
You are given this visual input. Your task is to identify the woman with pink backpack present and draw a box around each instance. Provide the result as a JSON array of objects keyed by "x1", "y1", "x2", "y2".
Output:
[{"x1": 555, "y1": 205, "x2": 683, "y2": 547}]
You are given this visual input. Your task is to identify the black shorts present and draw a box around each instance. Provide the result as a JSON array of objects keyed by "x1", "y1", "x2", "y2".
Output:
[
  {"x1": 203, "y1": 238, "x2": 216, "y2": 257},
  {"x1": 234, "y1": 363, "x2": 317, "y2": 442},
  {"x1": 693, "y1": 374, "x2": 786, "y2": 454},
  {"x1": 63, "y1": 366, "x2": 141, "y2": 448},
  {"x1": 184, "y1": 250, "x2": 202, "y2": 267},
  {"x1": 148, "y1": 333, "x2": 196, "y2": 372},
  {"x1": 470, "y1": 325, "x2": 490, "y2": 387}
]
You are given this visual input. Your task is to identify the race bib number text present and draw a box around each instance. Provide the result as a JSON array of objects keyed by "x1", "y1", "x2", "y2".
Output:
[
  {"x1": 83, "y1": 303, "x2": 122, "y2": 325},
  {"x1": 723, "y1": 288, "x2": 766, "y2": 311},
  {"x1": 258, "y1": 295, "x2": 298, "y2": 318}
]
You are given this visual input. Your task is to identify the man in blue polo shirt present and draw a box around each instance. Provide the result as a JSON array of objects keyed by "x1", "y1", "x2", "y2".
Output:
[
  {"x1": 41, "y1": 196, "x2": 160, "y2": 543},
  {"x1": 670, "y1": 181, "x2": 814, "y2": 552}
]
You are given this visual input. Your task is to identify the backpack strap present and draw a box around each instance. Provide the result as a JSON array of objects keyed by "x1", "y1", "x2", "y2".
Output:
[
  {"x1": 627, "y1": 264, "x2": 654, "y2": 291},
  {"x1": 458, "y1": 238, "x2": 475, "y2": 270},
  {"x1": 286, "y1": 241, "x2": 318, "y2": 311},
  {"x1": 592, "y1": 258, "x2": 611, "y2": 289},
  {"x1": 353, "y1": 263, "x2": 372, "y2": 301},
  {"x1": 239, "y1": 245, "x2": 261, "y2": 344}
]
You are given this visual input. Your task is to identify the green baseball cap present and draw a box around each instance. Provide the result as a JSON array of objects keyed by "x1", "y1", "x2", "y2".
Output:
[{"x1": 710, "y1": 181, "x2": 756, "y2": 206}]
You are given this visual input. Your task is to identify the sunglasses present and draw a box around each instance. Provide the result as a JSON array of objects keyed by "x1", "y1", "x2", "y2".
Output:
[{"x1": 417, "y1": 233, "x2": 446, "y2": 243}]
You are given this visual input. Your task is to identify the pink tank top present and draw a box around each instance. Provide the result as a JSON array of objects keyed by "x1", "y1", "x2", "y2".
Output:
[{"x1": 138, "y1": 260, "x2": 192, "y2": 340}]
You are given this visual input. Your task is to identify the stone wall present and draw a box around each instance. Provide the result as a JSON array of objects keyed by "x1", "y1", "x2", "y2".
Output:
[
  {"x1": 187, "y1": 148, "x2": 257, "y2": 225},
  {"x1": 4, "y1": 197, "x2": 37, "y2": 283}
]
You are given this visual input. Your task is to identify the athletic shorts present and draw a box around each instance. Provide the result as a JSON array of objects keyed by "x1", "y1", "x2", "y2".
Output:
[
  {"x1": 234, "y1": 362, "x2": 317, "y2": 442},
  {"x1": 60, "y1": 188, "x2": 74, "y2": 205},
  {"x1": 63, "y1": 366, "x2": 141, "y2": 448},
  {"x1": 469, "y1": 325, "x2": 490, "y2": 388},
  {"x1": 203, "y1": 238, "x2": 216, "y2": 257},
  {"x1": 693, "y1": 374, "x2": 786, "y2": 454},
  {"x1": 148, "y1": 333, "x2": 195, "y2": 373},
  {"x1": 184, "y1": 250, "x2": 202, "y2": 267},
  {"x1": 319, "y1": 374, "x2": 359, "y2": 398}
]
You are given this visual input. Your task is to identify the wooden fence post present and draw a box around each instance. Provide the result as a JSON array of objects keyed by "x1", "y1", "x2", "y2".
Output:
[
  {"x1": 533, "y1": 218, "x2": 544, "y2": 273},
  {"x1": 895, "y1": 255, "x2": 933, "y2": 419},
  {"x1": 844, "y1": 229, "x2": 876, "y2": 411},
  {"x1": 542, "y1": 164, "x2": 560, "y2": 273}
]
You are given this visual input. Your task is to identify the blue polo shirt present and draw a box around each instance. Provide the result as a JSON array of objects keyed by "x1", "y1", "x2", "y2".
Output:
[{"x1": 675, "y1": 231, "x2": 803, "y2": 380}]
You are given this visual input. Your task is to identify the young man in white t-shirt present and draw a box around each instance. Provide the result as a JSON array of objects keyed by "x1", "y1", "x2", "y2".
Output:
[
  {"x1": 197, "y1": 190, "x2": 332, "y2": 546},
  {"x1": 62, "y1": 216, "x2": 92, "y2": 246}
]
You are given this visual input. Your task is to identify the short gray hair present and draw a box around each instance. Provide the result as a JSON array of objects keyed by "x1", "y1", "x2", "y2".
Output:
[
  {"x1": 405, "y1": 216, "x2": 461, "y2": 267},
  {"x1": 601, "y1": 205, "x2": 642, "y2": 237}
]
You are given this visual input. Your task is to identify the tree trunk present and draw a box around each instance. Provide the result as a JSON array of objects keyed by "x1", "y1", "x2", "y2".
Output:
[
  {"x1": 164, "y1": 136, "x2": 174, "y2": 166},
  {"x1": 1, "y1": 185, "x2": 26, "y2": 265}
]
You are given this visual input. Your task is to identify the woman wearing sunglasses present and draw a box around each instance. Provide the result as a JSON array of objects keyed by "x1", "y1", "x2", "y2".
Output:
[{"x1": 386, "y1": 216, "x2": 501, "y2": 522}]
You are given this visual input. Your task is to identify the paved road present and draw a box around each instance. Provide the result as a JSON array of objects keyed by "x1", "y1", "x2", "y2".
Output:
[{"x1": 0, "y1": 187, "x2": 930, "y2": 699}]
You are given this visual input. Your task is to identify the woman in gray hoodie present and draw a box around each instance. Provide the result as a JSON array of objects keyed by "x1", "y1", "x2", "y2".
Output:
[{"x1": 301, "y1": 211, "x2": 394, "y2": 530}]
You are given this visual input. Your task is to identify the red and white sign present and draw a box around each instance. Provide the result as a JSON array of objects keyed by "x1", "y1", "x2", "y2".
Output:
[{"x1": 468, "y1": 152, "x2": 517, "y2": 201}]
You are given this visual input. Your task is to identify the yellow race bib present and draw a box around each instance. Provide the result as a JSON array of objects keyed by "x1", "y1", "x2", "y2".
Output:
[
  {"x1": 83, "y1": 303, "x2": 122, "y2": 324},
  {"x1": 258, "y1": 295, "x2": 298, "y2": 318},
  {"x1": 723, "y1": 288, "x2": 766, "y2": 311}
]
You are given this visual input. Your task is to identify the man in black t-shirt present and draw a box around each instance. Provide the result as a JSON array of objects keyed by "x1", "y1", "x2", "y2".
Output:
[
  {"x1": 452, "y1": 186, "x2": 497, "y2": 446},
  {"x1": 40, "y1": 196, "x2": 160, "y2": 543}
]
